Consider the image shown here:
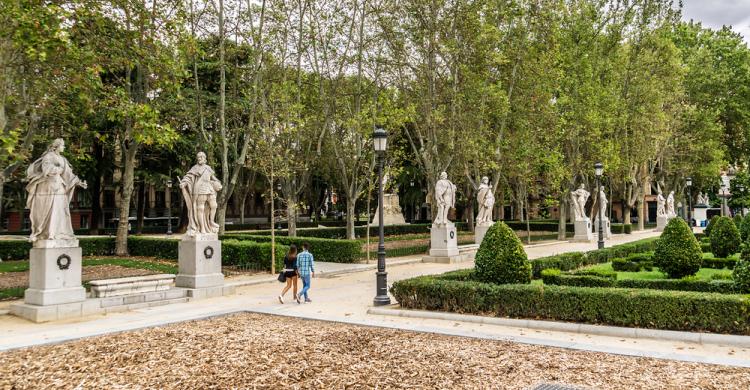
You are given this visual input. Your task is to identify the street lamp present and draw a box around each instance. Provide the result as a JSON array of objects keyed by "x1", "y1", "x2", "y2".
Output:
[
  {"x1": 373, "y1": 127, "x2": 390, "y2": 306},
  {"x1": 165, "y1": 179, "x2": 173, "y2": 235},
  {"x1": 685, "y1": 176, "x2": 693, "y2": 232},
  {"x1": 594, "y1": 162, "x2": 604, "y2": 249}
]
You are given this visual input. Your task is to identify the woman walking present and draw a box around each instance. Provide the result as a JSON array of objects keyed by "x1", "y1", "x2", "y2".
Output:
[{"x1": 278, "y1": 244, "x2": 301, "y2": 304}]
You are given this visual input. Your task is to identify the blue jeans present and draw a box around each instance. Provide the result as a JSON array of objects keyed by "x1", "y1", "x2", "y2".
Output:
[{"x1": 299, "y1": 274, "x2": 311, "y2": 300}]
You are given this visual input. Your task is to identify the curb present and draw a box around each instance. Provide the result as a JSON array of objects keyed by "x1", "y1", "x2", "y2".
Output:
[{"x1": 367, "y1": 307, "x2": 750, "y2": 348}]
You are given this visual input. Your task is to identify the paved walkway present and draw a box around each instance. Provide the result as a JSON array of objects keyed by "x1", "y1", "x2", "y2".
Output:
[{"x1": 4, "y1": 229, "x2": 746, "y2": 368}]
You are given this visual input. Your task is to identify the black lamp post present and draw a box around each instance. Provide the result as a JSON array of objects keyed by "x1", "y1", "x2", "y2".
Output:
[
  {"x1": 373, "y1": 127, "x2": 390, "y2": 306},
  {"x1": 166, "y1": 179, "x2": 173, "y2": 235},
  {"x1": 685, "y1": 176, "x2": 693, "y2": 232},
  {"x1": 595, "y1": 162, "x2": 604, "y2": 249}
]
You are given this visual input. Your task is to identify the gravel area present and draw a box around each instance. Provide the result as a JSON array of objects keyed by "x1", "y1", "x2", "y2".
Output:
[
  {"x1": 1, "y1": 313, "x2": 748, "y2": 389},
  {"x1": 0, "y1": 265, "x2": 158, "y2": 289}
]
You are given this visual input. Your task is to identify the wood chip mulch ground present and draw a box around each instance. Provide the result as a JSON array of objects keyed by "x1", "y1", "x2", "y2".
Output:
[
  {"x1": 0, "y1": 265, "x2": 158, "y2": 290},
  {"x1": 1, "y1": 312, "x2": 748, "y2": 389}
]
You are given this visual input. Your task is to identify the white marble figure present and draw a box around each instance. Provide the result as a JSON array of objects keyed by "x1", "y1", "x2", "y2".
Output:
[
  {"x1": 656, "y1": 190, "x2": 666, "y2": 217},
  {"x1": 476, "y1": 176, "x2": 495, "y2": 225},
  {"x1": 598, "y1": 186, "x2": 607, "y2": 217},
  {"x1": 570, "y1": 184, "x2": 590, "y2": 221},
  {"x1": 179, "y1": 152, "x2": 223, "y2": 236},
  {"x1": 25, "y1": 139, "x2": 87, "y2": 243},
  {"x1": 434, "y1": 172, "x2": 456, "y2": 226},
  {"x1": 698, "y1": 192, "x2": 710, "y2": 206},
  {"x1": 667, "y1": 191, "x2": 676, "y2": 217}
]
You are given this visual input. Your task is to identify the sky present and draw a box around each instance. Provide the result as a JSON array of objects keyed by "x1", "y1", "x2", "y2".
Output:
[{"x1": 681, "y1": 0, "x2": 750, "y2": 43}]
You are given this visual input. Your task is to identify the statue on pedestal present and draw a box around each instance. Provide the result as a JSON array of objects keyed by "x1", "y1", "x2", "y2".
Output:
[
  {"x1": 476, "y1": 176, "x2": 494, "y2": 225},
  {"x1": 25, "y1": 139, "x2": 87, "y2": 243},
  {"x1": 434, "y1": 172, "x2": 456, "y2": 226},
  {"x1": 179, "y1": 152, "x2": 223, "y2": 236},
  {"x1": 656, "y1": 190, "x2": 666, "y2": 217},
  {"x1": 598, "y1": 186, "x2": 608, "y2": 217},
  {"x1": 667, "y1": 191, "x2": 676, "y2": 217},
  {"x1": 570, "y1": 184, "x2": 590, "y2": 221}
]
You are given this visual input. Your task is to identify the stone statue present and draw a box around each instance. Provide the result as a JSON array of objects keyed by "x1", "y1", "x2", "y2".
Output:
[
  {"x1": 698, "y1": 192, "x2": 710, "y2": 206},
  {"x1": 434, "y1": 172, "x2": 456, "y2": 225},
  {"x1": 476, "y1": 176, "x2": 494, "y2": 225},
  {"x1": 570, "y1": 184, "x2": 590, "y2": 221},
  {"x1": 656, "y1": 190, "x2": 666, "y2": 216},
  {"x1": 25, "y1": 139, "x2": 88, "y2": 244},
  {"x1": 179, "y1": 152, "x2": 223, "y2": 236},
  {"x1": 598, "y1": 186, "x2": 607, "y2": 218},
  {"x1": 667, "y1": 191, "x2": 676, "y2": 217}
]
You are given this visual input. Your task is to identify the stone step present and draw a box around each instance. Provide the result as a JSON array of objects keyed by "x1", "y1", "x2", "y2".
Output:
[{"x1": 103, "y1": 297, "x2": 190, "y2": 314}]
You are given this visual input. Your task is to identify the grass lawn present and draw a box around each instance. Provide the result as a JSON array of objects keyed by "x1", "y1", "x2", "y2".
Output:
[{"x1": 582, "y1": 262, "x2": 733, "y2": 281}]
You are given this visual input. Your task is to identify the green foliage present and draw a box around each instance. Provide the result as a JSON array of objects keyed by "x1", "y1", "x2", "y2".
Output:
[
  {"x1": 543, "y1": 271, "x2": 738, "y2": 294},
  {"x1": 709, "y1": 216, "x2": 741, "y2": 258},
  {"x1": 391, "y1": 275, "x2": 750, "y2": 334},
  {"x1": 225, "y1": 235, "x2": 361, "y2": 263},
  {"x1": 612, "y1": 258, "x2": 641, "y2": 272},
  {"x1": 474, "y1": 222, "x2": 531, "y2": 284},
  {"x1": 734, "y1": 214, "x2": 744, "y2": 229},
  {"x1": 0, "y1": 237, "x2": 115, "y2": 261},
  {"x1": 702, "y1": 257, "x2": 737, "y2": 269},
  {"x1": 705, "y1": 215, "x2": 720, "y2": 237},
  {"x1": 532, "y1": 252, "x2": 588, "y2": 278},
  {"x1": 222, "y1": 240, "x2": 288, "y2": 271},
  {"x1": 733, "y1": 260, "x2": 750, "y2": 293},
  {"x1": 654, "y1": 218, "x2": 702, "y2": 278},
  {"x1": 741, "y1": 214, "x2": 750, "y2": 241},
  {"x1": 128, "y1": 237, "x2": 178, "y2": 260}
]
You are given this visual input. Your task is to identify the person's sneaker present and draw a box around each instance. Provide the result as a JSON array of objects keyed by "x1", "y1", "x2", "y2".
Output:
[
  {"x1": 278, "y1": 295, "x2": 284, "y2": 304},
  {"x1": 295, "y1": 296, "x2": 301, "y2": 304},
  {"x1": 305, "y1": 299, "x2": 312, "y2": 303}
]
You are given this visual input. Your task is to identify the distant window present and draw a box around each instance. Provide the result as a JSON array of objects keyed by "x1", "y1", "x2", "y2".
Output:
[
  {"x1": 80, "y1": 215, "x2": 89, "y2": 229},
  {"x1": 22, "y1": 216, "x2": 31, "y2": 231}
]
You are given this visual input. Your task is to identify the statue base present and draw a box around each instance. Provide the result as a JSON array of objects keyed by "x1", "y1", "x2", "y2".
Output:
[
  {"x1": 427, "y1": 222, "x2": 459, "y2": 257},
  {"x1": 475, "y1": 222, "x2": 492, "y2": 245},
  {"x1": 176, "y1": 237, "x2": 224, "y2": 289},
  {"x1": 23, "y1": 245, "x2": 86, "y2": 306},
  {"x1": 594, "y1": 217, "x2": 612, "y2": 239},
  {"x1": 656, "y1": 215, "x2": 673, "y2": 232},
  {"x1": 693, "y1": 207, "x2": 708, "y2": 227},
  {"x1": 571, "y1": 219, "x2": 593, "y2": 242},
  {"x1": 370, "y1": 193, "x2": 407, "y2": 226}
]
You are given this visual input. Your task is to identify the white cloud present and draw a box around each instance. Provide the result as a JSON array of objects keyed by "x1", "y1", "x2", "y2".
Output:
[{"x1": 681, "y1": 0, "x2": 750, "y2": 42}]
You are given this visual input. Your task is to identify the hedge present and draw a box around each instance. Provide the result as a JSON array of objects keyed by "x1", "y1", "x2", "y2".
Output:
[
  {"x1": 541, "y1": 270, "x2": 739, "y2": 294},
  {"x1": 391, "y1": 275, "x2": 750, "y2": 334},
  {"x1": 222, "y1": 240, "x2": 288, "y2": 271},
  {"x1": 128, "y1": 237, "x2": 179, "y2": 259},
  {"x1": 702, "y1": 257, "x2": 737, "y2": 269},
  {"x1": 0, "y1": 237, "x2": 117, "y2": 261},
  {"x1": 225, "y1": 234, "x2": 362, "y2": 263}
]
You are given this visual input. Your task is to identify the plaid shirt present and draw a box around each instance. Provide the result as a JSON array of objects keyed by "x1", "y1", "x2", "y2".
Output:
[{"x1": 297, "y1": 250, "x2": 314, "y2": 276}]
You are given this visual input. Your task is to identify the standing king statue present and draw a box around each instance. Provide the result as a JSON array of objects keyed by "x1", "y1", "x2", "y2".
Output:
[
  {"x1": 26, "y1": 139, "x2": 87, "y2": 243},
  {"x1": 180, "y1": 152, "x2": 223, "y2": 236},
  {"x1": 434, "y1": 172, "x2": 456, "y2": 226},
  {"x1": 570, "y1": 184, "x2": 590, "y2": 221},
  {"x1": 476, "y1": 176, "x2": 495, "y2": 225}
]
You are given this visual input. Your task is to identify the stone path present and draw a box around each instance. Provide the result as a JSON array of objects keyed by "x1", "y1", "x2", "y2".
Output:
[{"x1": 4, "y1": 229, "x2": 747, "y2": 372}]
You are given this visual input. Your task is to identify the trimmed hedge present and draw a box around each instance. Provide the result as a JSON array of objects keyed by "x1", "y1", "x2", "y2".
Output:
[
  {"x1": 654, "y1": 218, "x2": 702, "y2": 278},
  {"x1": 741, "y1": 214, "x2": 750, "y2": 241},
  {"x1": 541, "y1": 269, "x2": 615, "y2": 287},
  {"x1": 704, "y1": 215, "x2": 720, "y2": 237},
  {"x1": 532, "y1": 252, "x2": 588, "y2": 278},
  {"x1": 222, "y1": 240, "x2": 288, "y2": 271},
  {"x1": 542, "y1": 270, "x2": 739, "y2": 294},
  {"x1": 710, "y1": 216, "x2": 741, "y2": 258},
  {"x1": 225, "y1": 234, "x2": 361, "y2": 263},
  {"x1": 702, "y1": 257, "x2": 737, "y2": 269},
  {"x1": 128, "y1": 237, "x2": 179, "y2": 259},
  {"x1": 0, "y1": 237, "x2": 117, "y2": 261},
  {"x1": 734, "y1": 259, "x2": 750, "y2": 293},
  {"x1": 474, "y1": 222, "x2": 531, "y2": 284},
  {"x1": 612, "y1": 258, "x2": 640, "y2": 272},
  {"x1": 391, "y1": 275, "x2": 750, "y2": 334}
]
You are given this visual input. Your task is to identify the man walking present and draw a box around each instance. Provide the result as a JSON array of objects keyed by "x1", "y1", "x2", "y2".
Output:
[{"x1": 297, "y1": 242, "x2": 315, "y2": 303}]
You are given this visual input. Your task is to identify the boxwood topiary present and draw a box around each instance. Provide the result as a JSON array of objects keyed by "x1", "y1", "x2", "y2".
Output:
[
  {"x1": 704, "y1": 215, "x2": 720, "y2": 237},
  {"x1": 734, "y1": 214, "x2": 744, "y2": 229},
  {"x1": 654, "y1": 218, "x2": 702, "y2": 278},
  {"x1": 733, "y1": 259, "x2": 750, "y2": 293},
  {"x1": 474, "y1": 221, "x2": 531, "y2": 284},
  {"x1": 741, "y1": 214, "x2": 750, "y2": 242},
  {"x1": 709, "y1": 216, "x2": 741, "y2": 258}
]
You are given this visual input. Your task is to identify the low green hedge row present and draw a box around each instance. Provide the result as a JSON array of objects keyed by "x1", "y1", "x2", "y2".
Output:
[
  {"x1": 222, "y1": 240, "x2": 288, "y2": 271},
  {"x1": 0, "y1": 237, "x2": 118, "y2": 261},
  {"x1": 531, "y1": 237, "x2": 659, "y2": 278},
  {"x1": 541, "y1": 268, "x2": 739, "y2": 294},
  {"x1": 702, "y1": 257, "x2": 737, "y2": 269},
  {"x1": 245, "y1": 224, "x2": 435, "y2": 239},
  {"x1": 225, "y1": 234, "x2": 362, "y2": 263},
  {"x1": 391, "y1": 275, "x2": 750, "y2": 334}
]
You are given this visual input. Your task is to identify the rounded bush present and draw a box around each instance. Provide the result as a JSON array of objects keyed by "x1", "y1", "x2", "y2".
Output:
[
  {"x1": 704, "y1": 215, "x2": 719, "y2": 237},
  {"x1": 653, "y1": 218, "x2": 702, "y2": 279},
  {"x1": 740, "y1": 214, "x2": 750, "y2": 241},
  {"x1": 475, "y1": 221, "x2": 531, "y2": 284},
  {"x1": 709, "y1": 216, "x2": 741, "y2": 258},
  {"x1": 733, "y1": 258, "x2": 750, "y2": 293}
]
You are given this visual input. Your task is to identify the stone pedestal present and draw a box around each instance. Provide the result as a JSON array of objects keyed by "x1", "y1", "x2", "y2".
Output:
[
  {"x1": 370, "y1": 193, "x2": 407, "y2": 226},
  {"x1": 24, "y1": 243, "x2": 86, "y2": 306},
  {"x1": 693, "y1": 206, "x2": 708, "y2": 227},
  {"x1": 475, "y1": 223, "x2": 492, "y2": 245},
  {"x1": 572, "y1": 219, "x2": 593, "y2": 242},
  {"x1": 423, "y1": 223, "x2": 463, "y2": 263},
  {"x1": 594, "y1": 217, "x2": 612, "y2": 240},
  {"x1": 176, "y1": 235, "x2": 224, "y2": 289},
  {"x1": 656, "y1": 215, "x2": 673, "y2": 232}
]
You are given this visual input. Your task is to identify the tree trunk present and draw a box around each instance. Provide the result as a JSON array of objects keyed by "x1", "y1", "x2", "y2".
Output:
[
  {"x1": 346, "y1": 198, "x2": 356, "y2": 239},
  {"x1": 0, "y1": 178, "x2": 5, "y2": 231},
  {"x1": 557, "y1": 194, "x2": 567, "y2": 240},
  {"x1": 286, "y1": 194, "x2": 297, "y2": 236},
  {"x1": 115, "y1": 145, "x2": 137, "y2": 255},
  {"x1": 89, "y1": 139, "x2": 103, "y2": 235},
  {"x1": 136, "y1": 180, "x2": 145, "y2": 234},
  {"x1": 637, "y1": 195, "x2": 645, "y2": 231}
]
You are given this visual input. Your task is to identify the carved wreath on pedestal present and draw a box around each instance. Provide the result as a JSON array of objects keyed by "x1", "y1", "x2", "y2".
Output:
[
  {"x1": 204, "y1": 246, "x2": 214, "y2": 259},
  {"x1": 56, "y1": 254, "x2": 71, "y2": 270}
]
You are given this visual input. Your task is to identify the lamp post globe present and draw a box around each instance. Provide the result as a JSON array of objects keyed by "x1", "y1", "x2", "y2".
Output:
[{"x1": 373, "y1": 127, "x2": 390, "y2": 306}]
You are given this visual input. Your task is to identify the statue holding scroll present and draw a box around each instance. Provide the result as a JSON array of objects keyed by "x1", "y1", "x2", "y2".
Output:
[{"x1": 180, "y1": 152, "x2": 223, "y2": 236}]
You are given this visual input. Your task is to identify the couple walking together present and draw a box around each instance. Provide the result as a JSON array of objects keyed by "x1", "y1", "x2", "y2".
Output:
[{"x1": 278, "y1": 243, "x2": 315, "y2": 304}]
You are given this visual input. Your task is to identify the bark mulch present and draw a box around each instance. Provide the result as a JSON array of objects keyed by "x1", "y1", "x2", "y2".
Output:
[
  {"x1": 0, "y1": 265, "x2": 158, "y2": 290},
  {"x1": 1, "y1": 312, "x2": 748, "y2": 389}
]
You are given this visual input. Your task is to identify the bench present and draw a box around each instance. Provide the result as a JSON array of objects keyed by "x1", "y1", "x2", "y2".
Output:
[{"x1": 89, "y1": 274, "x2": 176, "y2": 298}]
